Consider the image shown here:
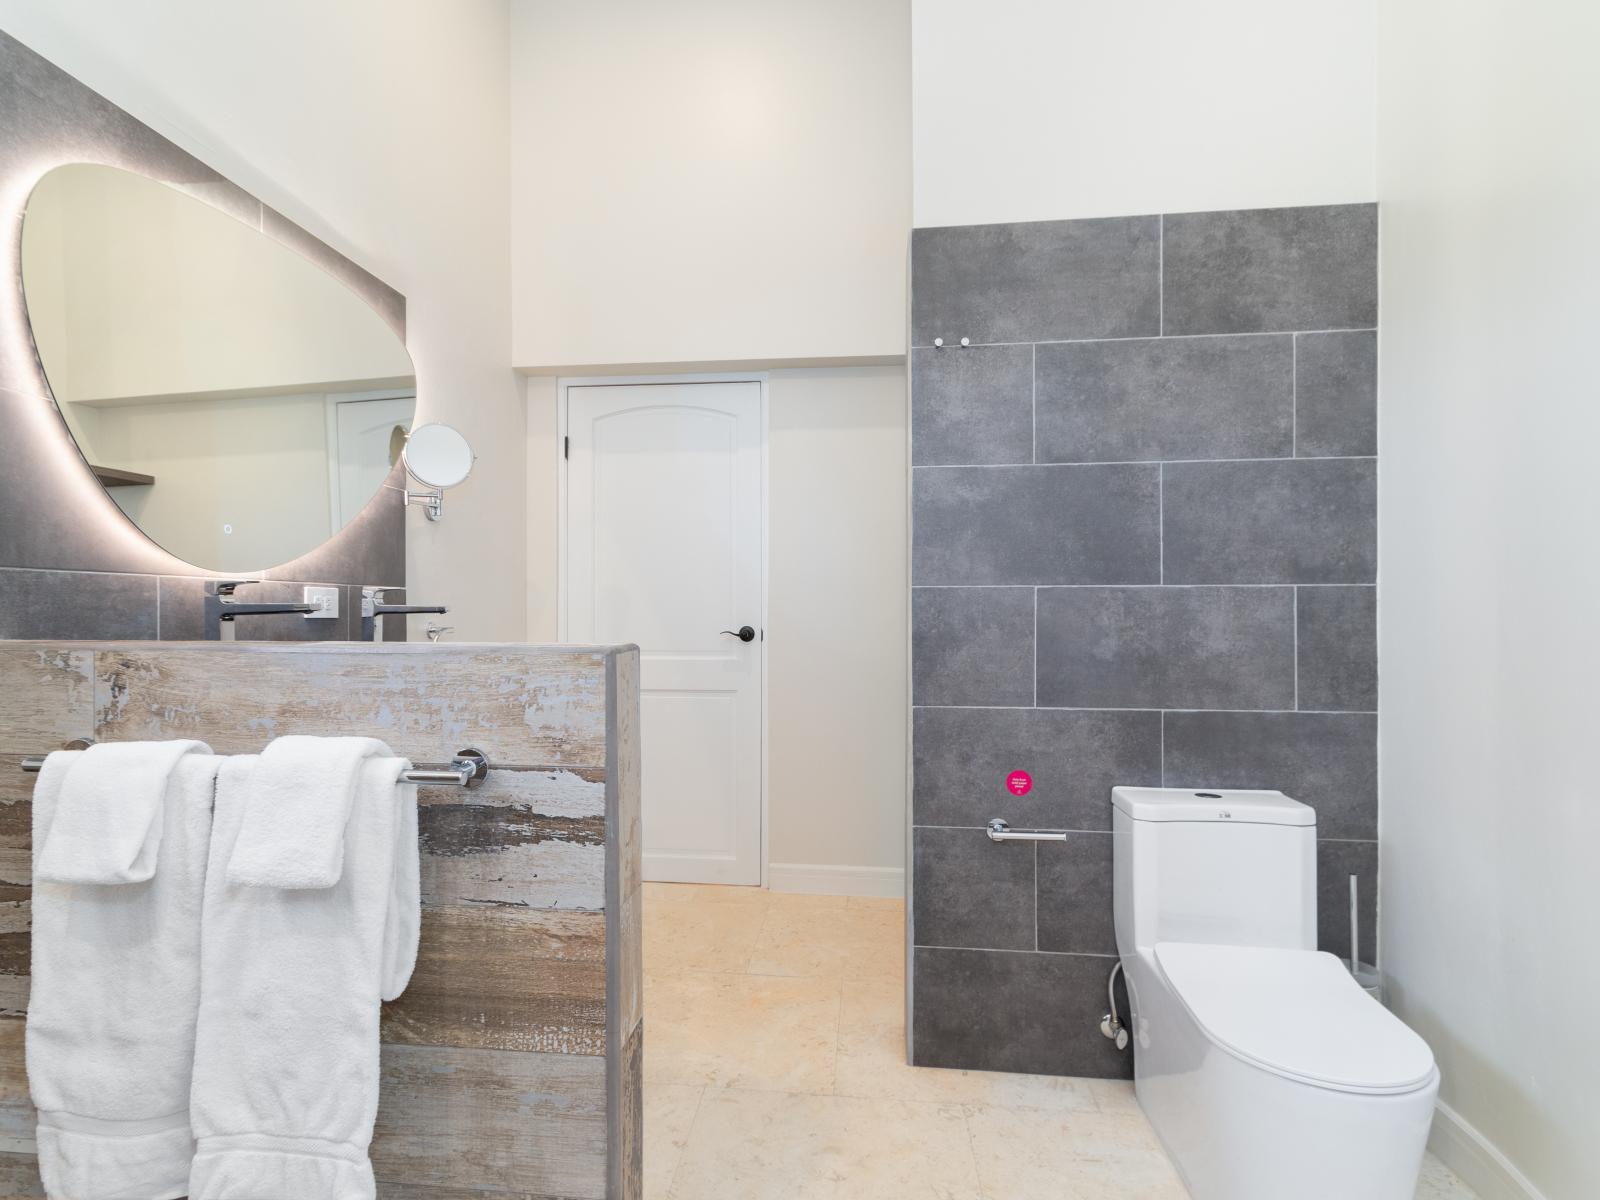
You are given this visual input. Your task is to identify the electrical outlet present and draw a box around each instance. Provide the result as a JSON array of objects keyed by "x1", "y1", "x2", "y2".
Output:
[{"x1": 302, "y1": 586, "x2": 340, "y2": 620}]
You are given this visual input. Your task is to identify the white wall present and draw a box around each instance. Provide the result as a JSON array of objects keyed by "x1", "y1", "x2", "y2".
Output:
[
  {"x1": 766, "y1": 367, "x2": 907, "y2": 886},
  {"x1": 0, "y1": 1, "x2": 523, "y2": 638},
  {"x1": 913, "y1": 0, "x2": 1378, "y2": 227},
  {"x1": 1377, "y1": 2, "x2": 1600, "y2": 1197},
  {"x1": 509, "y1": 0, "x2": 910, "y2": 369}
]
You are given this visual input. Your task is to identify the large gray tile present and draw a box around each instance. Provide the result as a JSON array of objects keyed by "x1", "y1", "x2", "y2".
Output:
[
  {"x1": 1163, "y1": 204, "x2": 1378, "y2": 335},
  {"x1": 1036, "y1": 834, "x2": 1115, "y2": 955},
  {"x1": 912, "y1": 344, "x2": 1035, "y2": 466},
  {"x1": 1036, "y1": 586, "x2": 1294, "y2": 710},
  {"x1": 1162, "y1": 458, "x2": 1376, "y2": 583},
  {"x1": 913, "y1": 465, "x2": 1159, "y2": 585},
  {"x1": 912, "y1": 948, "x2": 1129, "y2": 1078},
  {"x1": 1318, "y1": 840, "x2": 1378, "y2": 965},
  {"x1": 911, "y1": 217, "x2": 1160, "y2": 345},
  {"x1": 0, "y1": 568, "x2": 157, "y2": 639},
  {"x1": 1162, "y1": 711, "x2": 1377, "y2": 838},
  {"x1": 158, "y1": 576, "x2": 352, "y2": 641},
  {"x1": 1296, "y1": 330, "x2": 1377, "y2": 457},
  {"x1": 912, "y1": 587, "x2": 1036, "y2": 707},
  {"x1": 1036, "y1": 335, "x2": 1292, "y2": 463},
  {"x1": 913, "y1": 828, "x2": 1035, "y2": 951},
  {"x1": 1297, "y1": 586, "x2": 1377, "y2": 711},
  {"x1": 913, "y1": 707, "x2": 1160, "y2": 831}
]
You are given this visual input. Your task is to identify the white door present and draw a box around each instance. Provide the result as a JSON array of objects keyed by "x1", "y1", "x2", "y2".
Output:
[
  {"x1": 565, "y1": 381, "x2": 764, "y2": 885},
  {"x1": 332, "y1": 395, "x2": 415, "y2": 531}
]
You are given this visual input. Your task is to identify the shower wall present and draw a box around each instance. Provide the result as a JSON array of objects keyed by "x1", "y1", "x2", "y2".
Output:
[{"x1": 909, "y1": 203, "x2": 1378, "y2": 1077}]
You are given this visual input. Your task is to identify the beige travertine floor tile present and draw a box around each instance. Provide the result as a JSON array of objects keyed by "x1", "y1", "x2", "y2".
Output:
[
  {"x1": 1084, "y1": 1076, "x2": 1143, "y2": 1115},
  {"x1": 748, "y1": 896, "x2": 904, "y2": 981},
  {"x1": 643, "y1": 1083, "x2": 702, "y2": 1199},
  {"x1": 1416, "y1": 1153, "x2": 1481, "y2": 1199},
  {"x1": 666, "y1": 1088, "x2": 982, "y2": 1200},
  {"x1": 834, "y1": 977, "x2": 1099, "y2": 1112},
  {"x1": 964, "y1": 1104, "x2": 1187, "y2": 1200},
  {"x1": 643, "y1": 889, "x2": 768, "y2": 975},
  {"x1": 643, "y1": 971, "x2": 842, "y2": 1094}
]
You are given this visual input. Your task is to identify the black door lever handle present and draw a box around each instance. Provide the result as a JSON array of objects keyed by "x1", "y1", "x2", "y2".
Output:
[{"x1": 720, "y1": 625, "x2": 757, "y2": 643}]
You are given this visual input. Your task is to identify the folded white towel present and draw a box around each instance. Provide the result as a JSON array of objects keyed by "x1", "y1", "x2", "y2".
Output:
[
  {"x1": 35, "y1": 739, "x2": 212, "y2": 885},
  {"x1": 226, "y1": 735, "x2": 398, "y2": 889},
  {"x1": 27, "y1": 748, "x2": 221, "y2": 1200},
  {"x1": 189, "y1": 749, "x2": 421, "y2": 1200}
]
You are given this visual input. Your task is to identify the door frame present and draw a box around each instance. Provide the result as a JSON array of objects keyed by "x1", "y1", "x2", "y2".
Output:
[{"x1": 556, "y1": 372, "x2": 771, "y2": 888}]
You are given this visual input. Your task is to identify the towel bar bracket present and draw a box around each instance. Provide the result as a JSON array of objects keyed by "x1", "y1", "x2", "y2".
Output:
[{"x1": 18, "y1": 742, "x2": 491, "y2": 789}]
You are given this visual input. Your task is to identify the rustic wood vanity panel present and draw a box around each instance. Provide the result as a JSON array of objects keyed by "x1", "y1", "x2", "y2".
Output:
[{"x1": 0, "y1": 641, "x2": 642, "y2": 1200}]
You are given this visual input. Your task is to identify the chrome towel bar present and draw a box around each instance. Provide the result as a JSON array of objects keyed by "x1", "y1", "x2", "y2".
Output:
[
  {"x1": 987, "y1": 818, "x2": 1068, "y2": 842},
  {"x1": 18, "y1": 745, "x2": 490, "y2": 788}
]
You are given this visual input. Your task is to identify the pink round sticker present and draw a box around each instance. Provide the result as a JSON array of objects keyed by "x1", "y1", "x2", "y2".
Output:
[{"x1": 1006, "y1": 770, "x2": 1033, "y2": 796}]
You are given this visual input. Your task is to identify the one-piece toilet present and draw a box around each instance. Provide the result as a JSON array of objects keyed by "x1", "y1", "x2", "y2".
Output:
[{"x1": 1112, "y1": 786, "x2": 1438, "y2": 1200}]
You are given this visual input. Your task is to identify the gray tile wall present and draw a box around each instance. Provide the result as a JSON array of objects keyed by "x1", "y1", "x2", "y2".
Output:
[
  {"x1": 0, "y1": 31, "x2": 406, "y2": 641},
  {"x1": 910, "y1": 203, "x2": 1378, "y2": 1079}
]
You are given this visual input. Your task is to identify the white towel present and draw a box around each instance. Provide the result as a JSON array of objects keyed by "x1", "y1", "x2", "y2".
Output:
[
  {"x1": 35, "y1": 739, "x2": 211, "y2": 884},
  {"x1": 188, "y1": 750, "x2": 421, "y2": 1200},
  {"x1": 226, "y1": 735, "x2": 397, "y2": 889},
  {"x1": 27, "y1": 747, "x2": 221, "y2": 1200}
]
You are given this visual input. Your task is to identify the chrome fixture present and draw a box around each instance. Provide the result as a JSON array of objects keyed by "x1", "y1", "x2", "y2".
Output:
[
  {"x1": 205, "y1": 580, "x2": 315, "y2": 641},
  {"x1": 21, "y1": 742, "x2": 490, "y2": 789},
  {"x1": 400, "y1": 423, "x2": 475, "y2": 522},
  {"x1": 360, "y1": 586, "x2": 447, "y2": 641},
  {"x1": 1099, "y1": 961, "x2": 1130, "y2": 1050},
  {"x1": 932, "y1": 336, "x2": 970, "y2": 349},
  {"x1": 986, "y1": 818, "x2": 1068, "y2": 842},
  {"x1": 424, "y1": 622, "x2": 454, "y2": 644}
]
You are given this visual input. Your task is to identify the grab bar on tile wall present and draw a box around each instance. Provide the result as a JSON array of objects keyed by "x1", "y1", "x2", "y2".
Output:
[
  {"x1": 19, "y1": 745, "x2": 491, "y2": 788},
  {"x1": 986, "y1": 818, "x2": 1068, "y2": 842}
]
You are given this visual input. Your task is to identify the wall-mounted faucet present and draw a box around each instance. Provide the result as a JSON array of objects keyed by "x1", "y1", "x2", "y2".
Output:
[
  {"x1": 204, "y1": 580, "x2": 315, "y2": 642},
  {"x1": 360, "y1": 586, "x2": 447, "y2": 642}
]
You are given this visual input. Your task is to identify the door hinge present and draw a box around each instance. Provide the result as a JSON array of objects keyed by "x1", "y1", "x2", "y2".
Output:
[{"x1": 564, "y1": 435, "x2": 569, "y2": 460}]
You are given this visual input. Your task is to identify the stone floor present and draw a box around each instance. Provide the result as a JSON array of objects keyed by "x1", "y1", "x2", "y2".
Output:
[{"x1": 642, "y1": 882, "x2": 1479, "y2": 1200}]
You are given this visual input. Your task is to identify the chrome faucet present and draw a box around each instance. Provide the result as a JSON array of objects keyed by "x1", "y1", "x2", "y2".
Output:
[
  {"x1": 360, "y1": 586, "x2": 447, "y2": 642},
  {"x1": 204, "y1": 580, "x2": 315, "y2": 642}
]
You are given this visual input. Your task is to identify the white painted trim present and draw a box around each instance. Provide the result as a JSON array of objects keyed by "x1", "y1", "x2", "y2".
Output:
[
  {"x1": 767, "y1": 863, "x2": 905, "y2": 899},
  {"x1": 556, "y1": 371, "x2": 771, "y2": 885},
  {"x1": 1429, "y1": 1101, "x2": 1550, "y2": 1200}
]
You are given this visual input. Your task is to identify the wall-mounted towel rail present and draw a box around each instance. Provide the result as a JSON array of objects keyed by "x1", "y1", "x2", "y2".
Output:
[
  {"x1": 987, "y1": 818, "x2": 1068, "y2": 842},
  {"x1": 18, "y1": 745, "x2": 491, "y2": 788}
]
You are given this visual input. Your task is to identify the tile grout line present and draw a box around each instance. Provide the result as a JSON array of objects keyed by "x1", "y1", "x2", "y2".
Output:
[{"x1": 663, "y1": 1084, "x2": 711, "y2": 1200}]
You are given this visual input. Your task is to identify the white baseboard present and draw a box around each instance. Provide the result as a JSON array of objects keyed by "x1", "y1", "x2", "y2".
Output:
[
  {"x1": 766, "y1": 862, "x2": 904, "y2": 898},
  {"x1": 1430, "y1": 1101, "x2": 1550, "y2": 1200}
]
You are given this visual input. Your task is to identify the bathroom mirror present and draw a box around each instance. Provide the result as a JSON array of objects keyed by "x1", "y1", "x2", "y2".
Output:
[
  {"x1": 20, "y1": 163, "x2": 416, "y2": 572},
  {"x1": 403, "y1": 423, "x2": 474, "y2": 489}
]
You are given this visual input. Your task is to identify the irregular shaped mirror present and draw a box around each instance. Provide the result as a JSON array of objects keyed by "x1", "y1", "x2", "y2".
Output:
[{"x1": 21, "y1": 163, "x2": 416, "y2": 572}]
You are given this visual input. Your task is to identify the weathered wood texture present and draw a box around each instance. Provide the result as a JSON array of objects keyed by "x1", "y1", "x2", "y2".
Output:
[
  {"x1": 0, "y1": 642, "x2": 641, "y2": 1198},
  {"x1": 0, "y1": 1150, "x2": 44, "y2": 1200},
  {"x1": 605, "y1": 649, "x2": 644, "y2": 1200}
]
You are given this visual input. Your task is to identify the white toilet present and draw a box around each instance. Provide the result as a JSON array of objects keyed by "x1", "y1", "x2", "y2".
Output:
[{"x1": 1112, "y1": 786, "x2": 1438, "y2": 1200}]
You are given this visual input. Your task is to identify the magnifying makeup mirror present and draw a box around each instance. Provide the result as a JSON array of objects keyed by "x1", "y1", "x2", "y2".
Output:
[{"x1": 401, "y1": 423, "x2": 474, "y2": 521}]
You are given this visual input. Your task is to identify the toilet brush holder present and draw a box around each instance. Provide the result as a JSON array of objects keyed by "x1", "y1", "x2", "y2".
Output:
[
  {"x1": 1346, "y1": 873, "x2": 1382, "y2": 1002},
  {"x1": 1350, "y1": 961, "x2": 1383, "y2": 1003}
]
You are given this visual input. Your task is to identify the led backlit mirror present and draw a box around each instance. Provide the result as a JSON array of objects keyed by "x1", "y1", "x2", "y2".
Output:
[{"x1": 20, "y1": 163, "x2": 416, "y2": 572}]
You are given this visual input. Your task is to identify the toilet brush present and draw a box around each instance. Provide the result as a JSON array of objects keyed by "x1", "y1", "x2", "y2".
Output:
[{"x1": 1349, "y1": 874, "x2": 1359, "y2": 975}]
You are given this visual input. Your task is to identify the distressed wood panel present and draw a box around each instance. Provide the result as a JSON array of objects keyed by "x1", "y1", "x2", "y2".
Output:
[
  {"x1": 0, "y1": 1020, "x2": 31, "y2": 1155},
  {"x1": 378, "y1": 1186, "x2": 579, "y2": 1200},
  {"x1": 0, "y1": 1151, "x2": 43, "y2": 1199},
  {"x1": 604, "y1": 649, "x2": 644, "y2": 1200},
  {"x1": 614, "y1": 1022, "x2": 643, "y2": 1200},
  {"x1": 91, "y1": 644, "x2": 608, "y2": 766},
  {"x1": 0, "y1": 761, "x2": 29, "y2": 1018},
  {"x1": 0, "y1": 649, "x2": 93, "y2": 751},
  {"x1": 373, "y1": 1043, "x2": 606, "y2": 1200},
  {"x1": 382, "y1": 907, "x2": 605, "y2": 1056},
  {"x1": 419, "y1": 768, "x2": 606, "y2": 912}
]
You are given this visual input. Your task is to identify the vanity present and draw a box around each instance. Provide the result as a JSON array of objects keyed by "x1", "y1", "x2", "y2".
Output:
[{"x1": 0, "y1": 31, "x2": 644, "y2": 1200}]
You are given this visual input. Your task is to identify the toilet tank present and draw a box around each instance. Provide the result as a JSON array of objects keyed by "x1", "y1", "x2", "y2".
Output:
[{"x1": 1112, "y1": 787, "x2": 1317, "y2": 956}]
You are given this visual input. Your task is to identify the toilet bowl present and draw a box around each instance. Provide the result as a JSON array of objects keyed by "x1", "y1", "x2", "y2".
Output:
[{"x1": 1113, "y1": 787, "x2": 1438, "y2": 1200}]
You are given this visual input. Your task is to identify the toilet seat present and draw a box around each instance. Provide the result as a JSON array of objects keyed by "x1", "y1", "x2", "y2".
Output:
[{"x1": 1154, "y1": 943, "x2": 1437, "y2": 1095}]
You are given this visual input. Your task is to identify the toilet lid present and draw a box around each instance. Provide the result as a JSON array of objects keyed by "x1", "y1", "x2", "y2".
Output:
[{"x1": 1154, "y1": 943, "x2": 1437, "y2": 1094}]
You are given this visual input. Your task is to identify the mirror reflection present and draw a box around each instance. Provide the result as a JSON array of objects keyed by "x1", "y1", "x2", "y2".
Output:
[{"x1": 21, "y1": 163, "x2": 416, "y2": 572}]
